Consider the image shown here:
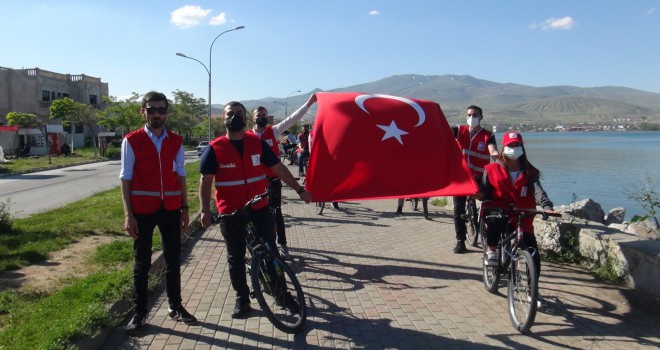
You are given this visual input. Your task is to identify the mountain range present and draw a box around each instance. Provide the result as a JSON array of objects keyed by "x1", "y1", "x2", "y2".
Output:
[{"x1": 239, "y1": 74, "x2": 660, "y2": 125}]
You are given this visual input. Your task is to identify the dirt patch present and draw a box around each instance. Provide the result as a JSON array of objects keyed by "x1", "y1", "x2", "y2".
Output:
[{"x1": 0, "y1": 235, "x2": 124, "y2": 293}]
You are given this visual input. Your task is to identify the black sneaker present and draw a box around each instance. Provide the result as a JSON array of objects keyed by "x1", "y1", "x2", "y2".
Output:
[
  {"x1": 168, "y1": 305, "x2": 198, "y2": 325},
  {"x1": 231, "y1": 297, "x2": 251, "y2": 319},
  {"x1": 276, "y1": 292, "x2": 301, "y2": 314},
  {"x1": 395, "y1": 206, "x2": 403, "y2": 215},
  {"x1": 126, "y1": 312, "x2": 147, "y2": 335},
  {"x1": 453, "y1": 240, "x2": 467, "y2": 254},
  {"x1": 332, "y1": 202, "x2": 340, "y2": 209}
]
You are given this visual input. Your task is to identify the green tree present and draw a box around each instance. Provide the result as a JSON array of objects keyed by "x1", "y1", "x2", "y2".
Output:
[
  {"x1": 98, "y1": 94, "x2": 142, "y2": 136},
  {"x1": 50, "y1": 98, "x2": 101, "y2": 158},
  {"x1": 168, "y1": 90, "x2": 207, "y2": 143},
  {"x1": 6, "y1": 112, "x2": 51, "y2": 163}
]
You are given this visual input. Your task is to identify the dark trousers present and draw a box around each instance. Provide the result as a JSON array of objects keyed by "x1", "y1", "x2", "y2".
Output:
[
  {"x1": 269, "y1": 178, "x2": 286, "y2": 246},
  {"x1": 218, "y1": 206, "x2": 276, "y2": 299},
  {"x1": 452, "y1": 195, "x2": 467, "y2": 241},
  {"x1": 486, "y1": 219, "x2": 542, "y2": 277},
  {"x1": 133, "y1": 208, "x2": 182, "y2": 314}
]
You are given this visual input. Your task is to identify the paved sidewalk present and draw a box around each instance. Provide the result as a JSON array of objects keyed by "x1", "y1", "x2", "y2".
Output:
[{"x1": 102, "y1": 182, "x2": 660, "y2": 349}]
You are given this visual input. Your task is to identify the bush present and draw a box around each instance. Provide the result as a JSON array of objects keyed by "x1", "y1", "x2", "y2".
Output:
[
  {"x1": 0, "y1": 199, "x2": 12, "y2": 233},
  {"x1": 104, "y1": 147, "x2": 121, "y2": 160}
]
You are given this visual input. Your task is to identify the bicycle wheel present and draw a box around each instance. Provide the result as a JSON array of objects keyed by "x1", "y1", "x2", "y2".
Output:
[
  {"x1": 251, "y1": 252, "x2": 306, "y2": 334},
  {"x1": 466, "y1": 202, "x2": 479, "y2": 247},
  {"x1": 315, "y1": 202, "x2": 326, "y2": 215},
  {"x1": 482, "y1": 220, "x2": 501, "y2": 293},
  {"x1": 508, "y1": 248, "x2": 538, "y2": 333}
]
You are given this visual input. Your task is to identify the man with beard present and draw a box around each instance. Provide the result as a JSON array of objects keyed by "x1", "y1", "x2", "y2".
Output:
[
  {"x1": 199, "y1": 100, "x2": 311, "y2": 319},
  {"x1": 120, "y1": 91, "x2": 197, "y2": 334}
]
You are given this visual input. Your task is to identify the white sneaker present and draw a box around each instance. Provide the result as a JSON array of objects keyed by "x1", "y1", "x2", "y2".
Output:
[
  {"x1": 484, "y1": 251, "x2": 498, "y2": 266},
  {"x1": 537, "y1": 297, "x2": 548, "y2": 308}
]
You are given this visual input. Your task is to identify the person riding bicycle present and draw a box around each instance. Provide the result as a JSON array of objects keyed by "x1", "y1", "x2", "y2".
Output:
[
  {"x1": 198, "y1": 101, "x2": 311, "y2": 319},
  {"x1": 477, "y1": 132, "x2": 556, "y2": 306},
  {"x1": 279, "y1": 130, "x2": 298, "y2": 165},
  {"x1": 247, "y1": 95, "x2": 317, "y2": 259},
  {"x1": 451, "y1": 105, "x2": 499, "y2": 253}
]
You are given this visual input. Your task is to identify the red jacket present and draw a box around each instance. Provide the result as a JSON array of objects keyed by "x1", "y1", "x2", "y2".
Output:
[
  {"x1": 126, "y1": 129, "x2": 183, "y2": 214},
  {"x1": 456, "y1": 125, "x2": 493, "y2": 176},
  {"x1": 482, "y1": 162, "x2": 538, "y2": 232},
  {"x1": 247, "y1": 126, "x2": 280, "y2": 178},
  {"x1": 211, "y1": 133, "x2": 269, "y2": 214}
]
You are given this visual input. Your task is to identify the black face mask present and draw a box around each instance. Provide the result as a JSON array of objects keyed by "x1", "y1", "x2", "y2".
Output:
[
  {"x1": 225, "y1": 115, "x2": 245, "y2": 132},
  {"x1": 255, "y1": 116, "x2": 268, "y2": 128}
]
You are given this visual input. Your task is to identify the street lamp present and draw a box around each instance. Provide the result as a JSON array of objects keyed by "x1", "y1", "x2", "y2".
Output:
[
  {"x1": 285, "y1": 90, "x2": 301, "y2": 119},
  {"x1": 176, "y1": 25, "x2": 245, "y2": 141}
]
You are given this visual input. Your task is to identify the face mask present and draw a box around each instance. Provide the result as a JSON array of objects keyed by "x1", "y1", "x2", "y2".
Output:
[
  {"x1": 255, "y1": 116, "x2": 268, "y2": 127},
  {"x1": 467, "y1": 116, "x2": 479, "y2": 128},
  {"x1": 503, "y1": 146, "x2": 524, "y2": 160},
  {"x1": 225, "y1": 115, "x2": 245, "y2": 132}
]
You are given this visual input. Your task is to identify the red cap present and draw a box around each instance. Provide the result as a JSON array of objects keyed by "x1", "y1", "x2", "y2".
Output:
[{"x1": 502, "y1": 132, "x2": 523, "y2": 147}]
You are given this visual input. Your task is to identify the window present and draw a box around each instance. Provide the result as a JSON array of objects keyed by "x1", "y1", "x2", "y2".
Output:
[
  {"x1": 89, "y1": 95, "x2": 98, "y2": 105},
  {"x1": 42, "y1": 90, "x2": 50, "y2": 102}
]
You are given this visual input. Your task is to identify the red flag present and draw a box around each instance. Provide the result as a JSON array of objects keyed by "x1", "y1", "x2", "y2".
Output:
[{"x1": 306, "y1": 92, "x2": 477, "y2": 202}]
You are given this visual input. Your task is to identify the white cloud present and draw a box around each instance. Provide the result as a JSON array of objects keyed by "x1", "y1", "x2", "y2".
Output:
[
  {"x1": 648, "y1": 7, "x2": 656, "y2": 14},
  {"x1": 171, "y1": 5, "x2": 212, "y2": 29},
  {"x1": 209, "y1": 13, "x2": 227, "y2": 26},
  {"x1": 369, "y1": 10, "x2": 379, "y2": 16},
  {"x1": 540, "y1": 16, "x2": 576, "y2": 30}
]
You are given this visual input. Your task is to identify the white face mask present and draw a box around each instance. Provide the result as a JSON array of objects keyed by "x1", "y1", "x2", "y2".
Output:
[
  {"x1": 466, "y1": 116, "x2": 479, "y2": 128},
  {"x1": 503, "y1": 146, "x2": 524, "y2": 160}
]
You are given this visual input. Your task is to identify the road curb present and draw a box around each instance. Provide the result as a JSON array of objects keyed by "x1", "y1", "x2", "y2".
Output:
[{"x1": 76, "y1": 212, "x2": 204, "y2": 350}]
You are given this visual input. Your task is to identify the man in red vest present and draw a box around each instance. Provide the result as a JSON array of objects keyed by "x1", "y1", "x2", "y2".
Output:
[
  {"x1": 120, "y1": 91, "x2": 196, "y2": 334},
  {"x1": 246, "y1": 95, "x2": 316, "y2": 259},
  {"x1": 199, "y1": 101, "x2": 311, "y2": 319},
  {"x1": 451, "y1": 105, "x2": 500, "y2": 253}
]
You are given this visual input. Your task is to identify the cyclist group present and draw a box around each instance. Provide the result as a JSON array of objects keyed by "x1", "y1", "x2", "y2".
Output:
[{"x1": 121, "y1": 90, "x2": 556, "y2": 334}]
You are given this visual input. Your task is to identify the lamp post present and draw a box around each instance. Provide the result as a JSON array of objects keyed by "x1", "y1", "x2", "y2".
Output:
[
  {"x1": 285, "y1": 90, "x2": 301, "y2": 119},
  {"x1": 176, "y1": 25, "x2": 245, "y2": 141}
]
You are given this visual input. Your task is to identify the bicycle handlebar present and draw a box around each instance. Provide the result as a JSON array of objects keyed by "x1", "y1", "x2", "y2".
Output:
[
  {"x1": 211, "y1": 190, "x2": 272, "y2": 224},
  {"x1": 483, "y1": 207, "x2": 562, "y2": 221}
]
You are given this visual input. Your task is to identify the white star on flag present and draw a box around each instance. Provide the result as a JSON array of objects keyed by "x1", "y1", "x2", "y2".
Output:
[{"x1": 377, "y1": 120, "x2": 409, "y2": 145}]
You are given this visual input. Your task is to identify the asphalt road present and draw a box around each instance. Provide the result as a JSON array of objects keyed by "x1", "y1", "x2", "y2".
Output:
[{"x1": 0, "y1": 151, "x2": 198, "y2": 219}]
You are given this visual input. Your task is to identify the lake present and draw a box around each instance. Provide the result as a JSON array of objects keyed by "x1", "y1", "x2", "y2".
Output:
[{"x1": 505, "y1": 131, "x2": 660, "y2": 220}]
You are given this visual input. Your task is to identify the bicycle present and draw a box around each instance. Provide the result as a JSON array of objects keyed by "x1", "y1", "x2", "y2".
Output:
[
  {"x1": 212, "y1": 191, "x2": 307, "y2": 334},
  {"x1": 462, "y1": 196, "x2": 480, "y2": 247},
  {"x1": 480, "y1": 206, "x2": 561, "y2": 333}
]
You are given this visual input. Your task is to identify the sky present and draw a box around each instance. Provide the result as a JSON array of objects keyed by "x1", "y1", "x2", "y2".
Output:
[{"x1": 2, "y1": 0, "x2": 659, "y2": 106}]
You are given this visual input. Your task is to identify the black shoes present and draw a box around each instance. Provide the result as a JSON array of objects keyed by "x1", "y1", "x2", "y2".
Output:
[
  {"x1": 332, "y1": 202, "x2": 340, "y2": 209},
  {"x1": 168, "y1": 305, "x2": 198, "y2": 325},
  {"x1": 453, "y1": 240, "x2": 467, "y2": 254},
  {"x1": 231, "y1": 297, "x2": 251, "y2": 319},
  {"x1": 126, "y1": 312, "x2": 147, "y2": 335},
  {"x1": 395, "y1": 206, "x2": 403, "y2": 215}
]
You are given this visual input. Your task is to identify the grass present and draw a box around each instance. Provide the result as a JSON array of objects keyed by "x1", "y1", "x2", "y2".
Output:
[
  {"x1": 0, "y1": 147, "x2": 102, "y2": 175},
  {"x1": 0, "y1": 161, "x2": 201, "y2": 349}
]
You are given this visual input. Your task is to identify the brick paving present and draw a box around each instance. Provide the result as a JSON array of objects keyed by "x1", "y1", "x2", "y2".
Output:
[{"x1": 101, "y1": 173, "x2": 660, "y2": 349}]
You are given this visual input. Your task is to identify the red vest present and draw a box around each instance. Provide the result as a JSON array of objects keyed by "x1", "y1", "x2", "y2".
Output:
[
  {"x1": 482, "y1": 162, "x2": 538, "y2": 232},
  {"x1": 211, "y1": 133, "x2": 269, "y2": 214},
  {"x1": 246, "y1": 126, "x2": 280, "y2": 178},
  {"x1": 456, "y1": 125, "x2": 493, "y2": 176},
  {"x1": 126, "y1": 128, "x2": 183, "y2": 214}
]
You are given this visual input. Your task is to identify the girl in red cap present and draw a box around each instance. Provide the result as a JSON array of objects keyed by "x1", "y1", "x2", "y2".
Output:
[{"x1": 478, "y1": 132, "x2": 557, "y2": 307}]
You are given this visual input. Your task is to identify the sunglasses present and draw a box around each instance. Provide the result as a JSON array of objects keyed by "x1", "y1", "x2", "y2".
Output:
[
  {"x1": 144, "y1": 107, "x2": 168, "y2": 115},
  {"x1": 226, "y1": 111, "x2": 245, "y2": 118}
]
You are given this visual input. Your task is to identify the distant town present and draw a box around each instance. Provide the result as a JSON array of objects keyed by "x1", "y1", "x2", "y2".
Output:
[{"x1": 490, "y1": 119, "x2": 660, "y2": 133}]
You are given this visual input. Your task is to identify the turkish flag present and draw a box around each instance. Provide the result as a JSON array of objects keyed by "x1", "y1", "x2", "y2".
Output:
[{"x1": 306, "y1": 92, "x2": 477, "y2": 202}]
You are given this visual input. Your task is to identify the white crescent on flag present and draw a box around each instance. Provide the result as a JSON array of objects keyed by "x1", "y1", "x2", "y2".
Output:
[{"x1": 354, "y1": 94, "x2": 426, "y2": 127}]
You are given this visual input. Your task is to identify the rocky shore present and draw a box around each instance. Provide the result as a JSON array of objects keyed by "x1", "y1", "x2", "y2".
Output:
[{"x1": 534, "y1": 198, "x2": 660, "y2": 301}]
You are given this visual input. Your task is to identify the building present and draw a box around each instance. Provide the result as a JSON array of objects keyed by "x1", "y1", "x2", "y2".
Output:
[{"x1": 0, "y1": 66, "x2": 109, "y2": 155}]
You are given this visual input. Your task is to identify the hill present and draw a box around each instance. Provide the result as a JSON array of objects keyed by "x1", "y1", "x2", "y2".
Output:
[{"x1": 236, "y1": 74, "x2": 660, "y2": 125}]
